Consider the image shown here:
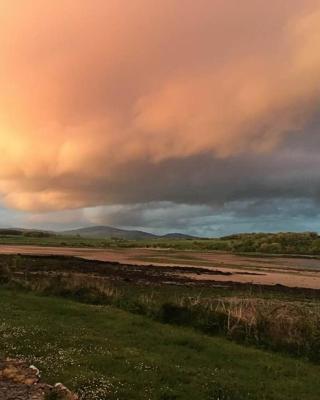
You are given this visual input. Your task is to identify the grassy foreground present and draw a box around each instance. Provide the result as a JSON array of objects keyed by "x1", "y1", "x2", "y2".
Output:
[{"x1": 1, "y1": 289, "x2": 320, "y2": 399}]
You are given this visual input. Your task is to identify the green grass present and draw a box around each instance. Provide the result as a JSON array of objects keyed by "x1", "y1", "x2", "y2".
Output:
[
  {"x1": 0, "y1": 234, "x2": 112, "y2": 248},
  {"x1": 1, "y1": 288, "x2": 320, "y2": 399}
]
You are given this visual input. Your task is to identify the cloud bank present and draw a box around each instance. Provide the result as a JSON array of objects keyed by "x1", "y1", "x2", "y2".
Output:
[{"x1": 0, "y1": 1, "x2": 320, "y2": 233}]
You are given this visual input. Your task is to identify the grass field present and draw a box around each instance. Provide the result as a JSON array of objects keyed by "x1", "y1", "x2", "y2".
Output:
[
  {"x1": 0, "y1": 234, "x2": 110, "y2": 248},
  {"x1": 2, "y1": 253, "x2": 320, "y2": 399},
  {"x1": 1, "y1": 288, "x2": 320, "y2": 400}
]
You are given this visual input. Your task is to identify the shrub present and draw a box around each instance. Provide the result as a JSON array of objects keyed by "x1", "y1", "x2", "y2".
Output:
[{"x1": 0, "y1": 263, "x2": 10, "y2": 283}]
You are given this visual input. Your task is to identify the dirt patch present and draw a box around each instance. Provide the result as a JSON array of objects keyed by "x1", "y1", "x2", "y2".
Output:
[
  {"x1": 1, "y1": 245, "x2": 320, "y2": 289},
  {"x1": 2, "y1": 254, "x2": 320, "y2": 298}
]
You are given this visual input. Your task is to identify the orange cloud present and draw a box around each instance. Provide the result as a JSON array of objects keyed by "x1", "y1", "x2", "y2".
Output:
[{"x1": 0, "y1": 0, "x2": 319, "y2": 210}]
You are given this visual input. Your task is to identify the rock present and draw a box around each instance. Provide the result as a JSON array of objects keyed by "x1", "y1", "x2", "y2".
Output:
[
  {"x1": 0, "y1": 358, "x2": 40, "y2": 385},
  {"x1": 30, "y1": 365, "x2": 41, "y2": 377},
  {"x1": 50, "y1": 383, "x2": 79, "y2": 400},
  {"x1": 0, "y1": 358, "x2": 78, "y2": 400}
]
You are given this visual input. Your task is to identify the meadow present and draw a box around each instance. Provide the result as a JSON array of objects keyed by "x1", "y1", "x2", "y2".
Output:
[
  {"x1": 1, "y1": 288, "x2": 320, "y2": 400},
  {"x1": 1, "y1": 253, "x2": 320, "y2": 399}
]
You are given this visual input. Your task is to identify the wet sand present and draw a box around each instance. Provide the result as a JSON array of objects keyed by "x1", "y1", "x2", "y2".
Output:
[{"x1": 0, "y1": 245, "x2": 320, "y2": 289}]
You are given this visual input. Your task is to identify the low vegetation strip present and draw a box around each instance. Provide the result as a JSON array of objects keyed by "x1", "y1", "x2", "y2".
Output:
[
  {"x1": 1, "y1": 289, "x2": 320, "y2": 399},
  {"x1": 1, "y1": 230, "x2": 320, "y2": 255}
]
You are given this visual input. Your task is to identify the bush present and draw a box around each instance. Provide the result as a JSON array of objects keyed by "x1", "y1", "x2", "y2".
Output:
[
  {"x1": 160, "y1": 303, "x2": 193, "y2": 325},
  {"x1": 0, "y1": 263, "x2": 10, "y2": 283}
]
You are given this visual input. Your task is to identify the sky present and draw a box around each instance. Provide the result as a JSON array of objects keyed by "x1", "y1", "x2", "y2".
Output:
[{"x1": 0, "y1": 0, "x2": 320, "y2": 236}]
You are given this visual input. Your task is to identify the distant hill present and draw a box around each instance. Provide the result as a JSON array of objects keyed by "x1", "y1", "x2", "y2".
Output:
[
  {"x1": 0, "y1": 225, "x2": 197, "y2": 241},
  {"x1": 61, "y1": 226, "x2": 196, "y2": 240},
  {"x1": 161, "y1": 233, "x2": 195, "y2": 239},
  {"x1": 61, "y1": 226, "x2": 158, "y2": 240}
]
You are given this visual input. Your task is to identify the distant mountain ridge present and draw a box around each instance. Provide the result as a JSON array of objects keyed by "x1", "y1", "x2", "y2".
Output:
[{"x1": 61, "y1": 226, "x2": 195, "y2": 240}]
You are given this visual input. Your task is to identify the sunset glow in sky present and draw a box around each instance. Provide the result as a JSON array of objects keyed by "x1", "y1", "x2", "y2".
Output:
[{"x1": 1, "y1": 1, "x2": 320, "y2": 235}]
